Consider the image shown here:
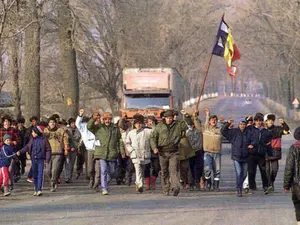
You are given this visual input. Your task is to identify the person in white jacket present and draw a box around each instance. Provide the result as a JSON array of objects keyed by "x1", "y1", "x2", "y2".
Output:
[
  {"x1": 75, "y1": 109, "x2": 96, "y2": 189},
  {"x1": 125, "y1": 114, "x2": 152, "y2": 193}
]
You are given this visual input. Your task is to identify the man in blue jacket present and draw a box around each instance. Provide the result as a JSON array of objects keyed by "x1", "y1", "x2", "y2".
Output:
[{"x1": 221, "y1": 118, "x2": 255, "y2": 197}]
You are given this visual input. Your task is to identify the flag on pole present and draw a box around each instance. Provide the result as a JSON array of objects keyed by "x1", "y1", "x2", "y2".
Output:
[{"x1": 212, "y1": 15, "x2": 241, "y2": 77}]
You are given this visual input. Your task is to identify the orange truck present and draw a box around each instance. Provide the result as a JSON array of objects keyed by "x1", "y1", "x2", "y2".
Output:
[{"x1": 121, "y1": 68, "x2": 184, "y2": 120}]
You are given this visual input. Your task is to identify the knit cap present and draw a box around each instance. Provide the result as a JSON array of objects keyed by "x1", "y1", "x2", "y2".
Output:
[{"x1": 3, "y1": 134, "x2": 11, "y2": 142}]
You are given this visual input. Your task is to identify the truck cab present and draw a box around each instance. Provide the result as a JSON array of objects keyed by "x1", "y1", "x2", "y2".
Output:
[{"x1": 121, "y1": 68, "x2": 183, "y2": 120}]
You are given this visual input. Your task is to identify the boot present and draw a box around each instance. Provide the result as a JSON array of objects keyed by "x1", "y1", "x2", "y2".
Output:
[
  {"x1": 145, "y1": 178, "x2": 151, "y2": 190},
  {"x1": 136, "y1": 184, "x2": 139, "y2": 193},
  {"x1": 213, "y1": 180, "x2": 220, "y2": 192},
  {"x1": 151, "y1": 176, "x2": 157, "y2": 190},
  {"x1": 3, "y1": 186, "x2": 11, "y2": 196},
  {"x1": 205, "y1": 178, "x2": 211, "y2": 191}
]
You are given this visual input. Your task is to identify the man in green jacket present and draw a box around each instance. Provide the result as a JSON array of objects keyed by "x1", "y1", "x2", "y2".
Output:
[
  {"x1": 150, "y1": 110, "x2": 188, "y2": 196},
  {"x1": 87, "y1": 111, "x2": 124, "y2": 195}
]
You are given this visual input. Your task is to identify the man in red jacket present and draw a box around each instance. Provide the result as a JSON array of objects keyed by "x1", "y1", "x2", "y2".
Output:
[{"x1": 265, "y1": 113, "x2": 289, "y2": 192}]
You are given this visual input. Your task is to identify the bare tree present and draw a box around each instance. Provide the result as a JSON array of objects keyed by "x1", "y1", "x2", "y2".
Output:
[
  {"x1": 58, "y1": 0, "x2": 79, "y2": 118},
  {"x1": 23, "y1": 0, "x2": 41, "y2": 120}
]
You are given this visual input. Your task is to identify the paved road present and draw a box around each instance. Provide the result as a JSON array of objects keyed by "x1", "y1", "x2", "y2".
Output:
[{"x1": 0, "y1": 98, "x2": 298, "y2": 225}]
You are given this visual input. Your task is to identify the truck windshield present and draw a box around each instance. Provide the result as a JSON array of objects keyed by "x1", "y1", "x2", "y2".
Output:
[{"x1": 124, "y1": 94, "x2": 170, "y2": 109}]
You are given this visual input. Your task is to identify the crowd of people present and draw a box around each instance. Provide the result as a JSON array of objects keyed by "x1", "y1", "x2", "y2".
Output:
[{"x1": 0, "y1": 108, "x2": 297, "y2": 199}]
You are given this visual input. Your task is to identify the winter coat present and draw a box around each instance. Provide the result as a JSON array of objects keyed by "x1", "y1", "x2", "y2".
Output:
[
  {"x1": 221, "y1": 123, "x2": 255, "y2": 162},
  {"x1": 248, "y1": 125, "x2": 273, "y2": 157},
  {"x1": 284, "y1": 141, "x2": 300, "y2": 200},
  {"x1": 19, "y1": 136, "x2": 52, "y2": 163},
  {"x1": 0, "y1": 144, "x2": 15, "y2": 168},
  {"x1": 202, "y1": 115, "x2": 222, "y2": 154},
  {"x1": 186, "y1": 118, "x2": 203, "y2": 152},
  {"x1": 67, "y1": 127, "x2": 81, "y2": 150},
  {"x1": 75, "y1": 116, "x2": 95, "y2": 151},
  {"x1": 87, "y1": 118, "x2": 124, "y2": 161},
  {"x1": 266, "y1": 123, "x2": 290, "y2": 160},
  {"x1": 150, "y1": 120, "x2": 188, "y2": 152},
  {"x1": 125, "y1": 128, "x2": 152, "y2": 164},
  {"x1": 179, "y1": 135, "x2": 195, "y2": 161},
  {"x1": 44, "y1": 127, "x2": 69, "y2": 155}
]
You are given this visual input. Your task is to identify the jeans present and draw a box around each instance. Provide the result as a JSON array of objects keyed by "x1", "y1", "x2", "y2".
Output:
[
  {"x1": 189, "y1": 150, "x2": 204, "y2": 185},
  {"x1": 204, "y1": 152, "x2": 221, "y2": 181},
  {"x1": 266, "y1": 160, "x2": 279, "y2": 187},
  {"x1": 100, "y1": 160, "x2": 116, "y2": 191},
  {"x1": 28, "y1": 166, "x2": 33, "y2": 179},
  {"x1": 233, "y1": 160, "x2": 248, "y2": 190},
  {"x1": 32, "y1": 159, "x2": 44, "y2": 191}
]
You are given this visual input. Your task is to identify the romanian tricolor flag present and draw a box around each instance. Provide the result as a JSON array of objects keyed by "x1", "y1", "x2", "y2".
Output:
[{"x1": 212, "y1": 16, "x2": 241, "y2": 77}]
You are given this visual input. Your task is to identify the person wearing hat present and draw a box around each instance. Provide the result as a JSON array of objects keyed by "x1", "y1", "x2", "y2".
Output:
[
  {"x1": 125, "y1": 114, "x2": 152, "y2": 193},
  {"x1": 201, "y1": 108, "x2": 223, "y2": 191},
  {"x1": 221, "y1": 118, "x2": 255, "y2": 197},
  {"x1": 17, "y1": 126, "x2": 51, "y2": 196},
  {"x1": 284, "y1": 127, "x2": 300, "y2": 224},
  {"x1": 0, "y1": 134, "x2": 16, "y2": 196},
  {"x1": 87, "y1": 111, "x2": 124, "y2": 195},
  {"x1": 150, "y1": 109, "x2": 188, "y2": 196},
  {"x1": 265, "y1": 113, "x2": 290, "y2": 192},
  {"x1": 44, "y1": 116, "x2": 69, "y2": 192}
]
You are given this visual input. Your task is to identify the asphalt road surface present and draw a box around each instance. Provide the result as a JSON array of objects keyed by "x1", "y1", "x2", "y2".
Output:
[{"x1": 0, "y1": 97, "x2": 299, "y2": 225}]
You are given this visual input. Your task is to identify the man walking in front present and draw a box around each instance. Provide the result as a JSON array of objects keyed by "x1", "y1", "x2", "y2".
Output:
[
  {"x1": 150, "y1": 110, "x2": 188, "y2": 196},
  {"x1": 87, "y1": 111, "x2": 124, "y2": 195}
]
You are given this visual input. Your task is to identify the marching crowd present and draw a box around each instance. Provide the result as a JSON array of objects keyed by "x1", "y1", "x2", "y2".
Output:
[{"x1": 0, "y1": 108, "x2": 299, "y2": 210}]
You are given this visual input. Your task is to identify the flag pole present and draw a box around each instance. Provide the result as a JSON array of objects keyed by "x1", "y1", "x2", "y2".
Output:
[
  {"x1": 195, "y1": 13, "x2": 225, "y2": 111},
  {"x1": 195, "y1": 53, "x2": 213, "y2": 110}
]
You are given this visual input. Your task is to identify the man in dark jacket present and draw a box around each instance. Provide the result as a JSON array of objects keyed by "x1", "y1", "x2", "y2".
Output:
[
  {"x1": 221, "y1": 118, "x2": 255, "y2": 197},
  {"x1": 247, "y1": 115, "x2": 273, "y2": 194},
  {"x1": 284, "y1": 127, "x2": 300, "y2": 224},
  {"x1": 265, "y1": 113, "x2": 289, "y2": 192},
  {"x1": 150, "y1": 110, "x2": 188, "y2": 196}
]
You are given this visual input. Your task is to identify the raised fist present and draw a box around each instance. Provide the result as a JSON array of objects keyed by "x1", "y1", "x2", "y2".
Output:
[
  {"x1": 79, "y1": 109, "x2": 84, "y2": 116},
  {"x1": 204, "y1": 107, "x2": 209, "y2": 115}
]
